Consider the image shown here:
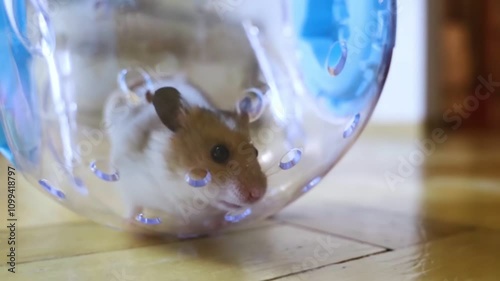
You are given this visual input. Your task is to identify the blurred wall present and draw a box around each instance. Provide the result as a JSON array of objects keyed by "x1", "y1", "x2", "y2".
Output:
[{"x1": 370, "y1": 0, "x2": 428, "y2": 125}]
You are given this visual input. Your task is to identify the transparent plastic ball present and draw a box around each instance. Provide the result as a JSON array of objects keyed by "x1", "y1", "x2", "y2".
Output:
[{"x1": 0, "y1": 0, "x2": 396, "y2": 237}]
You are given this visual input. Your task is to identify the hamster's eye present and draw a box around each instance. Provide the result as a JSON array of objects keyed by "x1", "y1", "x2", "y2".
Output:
[
  {"x1": 211, "y1": 144, "x2": 230, "y2": 164},
  {"x1": 254, "y1": 147, "x2": 259, "y2": 158}
]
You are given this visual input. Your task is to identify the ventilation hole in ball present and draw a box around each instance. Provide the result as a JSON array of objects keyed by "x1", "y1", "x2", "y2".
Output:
[
  {"x1": 38, "y1": 179, "x2": 66, "y2": 200},
  {"x1": 326, "y1": 41, "x2": 348, "y2": 76},
  {"x1": 225, "y1": 208, "x2": 252, "y2": 223},
  {"x1": 90, "y1": 160, "x2": 120, "y2": 182},
  {"x1": 185, "y1": 169, "x2": 211, "y2": 188},
  {"x1": 117, "y1": 67, "x2": 153, "y2": 103},
  {"x1": 302, "y1": 177, "x2": 322, "y2": 193},
  {"x1": 279, "y1": 148, "x2": 303, "y2": 170},
  {"x1": 73, "y1": 177, "x2": 89, "y2": 195},
  {"x1": 343, "y1": 113, "x2": 361, "y2": 139},
  {"x1": 135, "y1": 214, "x2": 162, "y2": 225},
  {"x1": 237, "y1": 88, "x2": 266, "y2": 122},
  {"x1": 244, "y1": 23, "x2": 260, "y2": 36}
]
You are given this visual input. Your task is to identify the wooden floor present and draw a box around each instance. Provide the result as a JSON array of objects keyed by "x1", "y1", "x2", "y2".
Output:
[{"x1": 1, "y1": 123, "x2": 499, "y2": 281}]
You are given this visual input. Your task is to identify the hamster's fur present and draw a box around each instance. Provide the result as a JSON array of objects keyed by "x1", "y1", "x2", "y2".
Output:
[
  {"x1": 104, "y1": 76, "x2": 212, "y2": 222},
  {"x1": 104, "y1": 75, "x2": 267, "y2": 231}
]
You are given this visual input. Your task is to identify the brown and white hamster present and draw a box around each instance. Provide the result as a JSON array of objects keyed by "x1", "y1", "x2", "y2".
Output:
[{"x1": 103, "y1": 76, "x2": 267, "y2": 225}]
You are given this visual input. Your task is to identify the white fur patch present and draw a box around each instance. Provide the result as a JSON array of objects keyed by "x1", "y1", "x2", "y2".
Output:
[
  {"x1": 223, "y1": 118, "x2": 238, "y2": 130},
  {"x1": 221, "y1": 116, "x2": 238, "y2": 131}
]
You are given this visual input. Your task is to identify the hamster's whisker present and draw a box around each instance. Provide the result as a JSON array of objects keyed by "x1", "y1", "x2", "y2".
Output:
[{"x1": 263, "y1": 164, "x2": 281, "y2": 177}]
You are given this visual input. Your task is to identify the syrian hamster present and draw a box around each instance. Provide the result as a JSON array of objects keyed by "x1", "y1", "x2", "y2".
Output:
[{"x1": 103, "y1": 76, "x2": 267, "y2": 227}]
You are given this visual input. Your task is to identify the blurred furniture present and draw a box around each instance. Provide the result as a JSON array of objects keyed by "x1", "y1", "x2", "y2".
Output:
[{"x1": 426, "y1": 0, "x2": 499, "y2": 131}]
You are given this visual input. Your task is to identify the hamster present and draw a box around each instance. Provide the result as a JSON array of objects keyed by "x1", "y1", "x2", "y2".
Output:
[{"x1": 103, "y1": 76, "x2": 267, "y2": 228}]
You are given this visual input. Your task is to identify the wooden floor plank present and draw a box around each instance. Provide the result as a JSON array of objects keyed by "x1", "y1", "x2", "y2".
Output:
[
  {"x1": 0, "y1": 219, "x2": 275, "y2": 265},
  {"x1": 0, "y1": 221, "x2": 169, "y2": 265},
  {"x1": 0, "y1": 224, "x2": 384, "y2": 281},
  {"x1": 419, "y1": 177, "x2": 500, "y2": 231},
  {"x1": 276, "y1": 201, "x2": 473, "y2": 249},
  {"x1": 0, "y1": 159, "x2": 86, "y2": 228},
  {"x1": 280, "y1": 126, "x2": 500, "y2": 232},
  {"x1": 1, "y1": 124, "x2": 500, "y2": 280},
  {"x1": 277, "y1": 230, "x2": 500, "y2": 281}
]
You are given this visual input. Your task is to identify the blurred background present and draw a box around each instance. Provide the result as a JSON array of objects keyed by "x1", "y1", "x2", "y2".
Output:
[{"x1": 371, "y1": 0, "x2": 499, "y2": 131}]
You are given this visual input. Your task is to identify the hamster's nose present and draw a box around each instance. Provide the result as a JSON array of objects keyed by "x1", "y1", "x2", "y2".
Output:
[{"x1": 243, "y1": 187, "x2": 265, "y2": 204}]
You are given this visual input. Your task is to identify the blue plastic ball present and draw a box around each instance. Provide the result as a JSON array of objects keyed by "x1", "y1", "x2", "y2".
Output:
[{"x1": 0, "y1": 0, "x2": 396, "y2": 237}]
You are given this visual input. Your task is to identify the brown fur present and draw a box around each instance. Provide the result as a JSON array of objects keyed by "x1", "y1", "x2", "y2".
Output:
[
  {"x1": 151, "y1": 87, "x2": 267, "y2": 204},
  {"x1": 170, "y1": 108, "x2": 266, "y2": 203}
]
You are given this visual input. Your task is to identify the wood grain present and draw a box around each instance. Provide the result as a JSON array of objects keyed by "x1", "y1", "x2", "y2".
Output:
[
  {"x1": 278, "y1": 230, "x2": 500, "y2": 281},
  {"x1": 0, "y1": 219, "x2": 276, "y2": 265},
  {"x1": 0, "y1": 224, "x2": 384, "y2": 281},
  {"x1": 277, "y1": 202, "x2": 473, "y2": 249},
  {"x1": 1, "y1": 124, "x2": 499, "y2": 280}
]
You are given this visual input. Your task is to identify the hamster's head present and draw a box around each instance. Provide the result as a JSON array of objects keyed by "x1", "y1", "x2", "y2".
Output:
[{"x1": 151, "y1": 86, "x2": 267, "y2": 212}]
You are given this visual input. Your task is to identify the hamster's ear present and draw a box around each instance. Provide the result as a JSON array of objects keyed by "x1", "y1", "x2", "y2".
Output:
[
  {"x1": 235, "y1": 110, "x2": 251, "y2": 133},
  {"x1": 220, "y1": 110, "x2": 250, "y2": 128},
  {"x1": 237, "y1": 111, "x2": 250, "y2": 125},
  {"x1": 151, "y1": 87, "x2": 188, "y2": 132}
]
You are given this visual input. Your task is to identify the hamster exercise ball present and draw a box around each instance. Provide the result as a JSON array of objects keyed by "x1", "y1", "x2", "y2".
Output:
[{"x1": 0, "y1": 0, "x2": 396, "y2": 237}]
